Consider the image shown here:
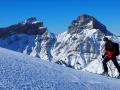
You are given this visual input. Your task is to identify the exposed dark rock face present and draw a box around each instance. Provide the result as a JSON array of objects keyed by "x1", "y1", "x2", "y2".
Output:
[
  {"x1": 68, "y1": 14, "x2": 112, "y2": 35},
  {"x1": 0, "y1": 17, "x2": 47, "y2": 38}
]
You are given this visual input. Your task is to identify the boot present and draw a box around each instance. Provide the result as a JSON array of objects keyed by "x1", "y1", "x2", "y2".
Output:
[
  {"x1": 117, "y1": 74, "x2": 120, "y2": 79},
  {"x1": 101, "y1": 72, "x2": 109, "y2": 76}
]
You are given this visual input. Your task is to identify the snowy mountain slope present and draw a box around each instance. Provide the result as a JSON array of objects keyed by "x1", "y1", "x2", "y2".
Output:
[
  {"x1": 51, "y1": 28, "x2": 104, "y2": 68},
  {"x1": 0, "y1": 14, "x2": 120, "y2": 78},
  {"x1": 51, "y1": 14, "x2": 114, "y2": 68},
  {"x1": 0, "y1": 17, "x2": 56, "y2": 60},
  {"x1": 0, "y1": 47, "x2": 120, "y2": 90},
  {"x1": 51, "y1": 14, "x2": 120, "y2": 78}
]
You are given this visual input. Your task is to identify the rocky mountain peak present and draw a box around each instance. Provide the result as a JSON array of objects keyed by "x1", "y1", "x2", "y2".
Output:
[
  {"x1": 22, "y1": 17, "x2": 39, "y2": 25},
  {"x1": 77, "y1": 14, "x2": 93, "y2": 23},
  {"x1": 68, "y1": 14, "x2": 112, "y2": 35},
  {"x1": 26, "y1": 17, "x2": 37, "y2": 22},
  {"x1": 0, "y1": 17, "x2": 47, "y2": 38}
]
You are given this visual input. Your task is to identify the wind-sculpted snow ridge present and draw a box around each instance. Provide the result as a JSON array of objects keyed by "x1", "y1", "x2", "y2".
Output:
[{"x1": 0, "y1": 47, "x2": 120, "y2": 90}]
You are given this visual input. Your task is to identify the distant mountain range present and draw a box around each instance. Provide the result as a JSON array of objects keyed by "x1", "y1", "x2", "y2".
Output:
[{"x1": 0, "y1": 14, "x2": 119, "y2": 77}]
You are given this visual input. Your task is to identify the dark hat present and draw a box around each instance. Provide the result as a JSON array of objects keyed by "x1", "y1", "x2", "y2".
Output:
[{"x1": 103, "y1": 37, "x2": 109, "y2": 41}]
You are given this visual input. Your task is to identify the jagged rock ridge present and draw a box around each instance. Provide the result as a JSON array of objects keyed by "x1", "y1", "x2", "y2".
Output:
[
  {"x1": 0, "y1": 17, "x2": 56, "y2": 60},
  {"x1": 68, "y1": 14, "x2": 112, "y2": 35},
  {"x1": 0, "y1": 17, "x2": 47, "y2": 38}
]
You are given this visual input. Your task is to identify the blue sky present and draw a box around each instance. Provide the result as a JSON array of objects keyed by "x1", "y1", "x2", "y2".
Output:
[{"x1": 0, "y1": 0, "x2": 120, "y2": 35}]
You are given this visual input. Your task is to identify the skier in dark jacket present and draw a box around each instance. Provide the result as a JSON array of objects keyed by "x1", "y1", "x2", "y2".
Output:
[{"x1": 102, "y1": 37, "x2": 120, "y2": 77}]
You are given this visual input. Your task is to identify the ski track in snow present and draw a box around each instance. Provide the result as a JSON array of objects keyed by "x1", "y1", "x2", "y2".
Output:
[{"x1": 0, "y1": 47, "x2": 120, "y2": 90}]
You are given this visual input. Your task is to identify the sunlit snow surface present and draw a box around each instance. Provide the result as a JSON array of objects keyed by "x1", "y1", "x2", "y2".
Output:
[
  {"x1": 0, "y1": 28, "x2": 120, "y2": 78},
  {"x1": 0, "y1": 47, "x2": 120, "y2": 90}
]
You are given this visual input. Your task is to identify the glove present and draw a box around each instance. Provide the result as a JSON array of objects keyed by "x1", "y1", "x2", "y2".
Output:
[{"x1": 102, "y1": 54, "x2": 106, "y2": 58}]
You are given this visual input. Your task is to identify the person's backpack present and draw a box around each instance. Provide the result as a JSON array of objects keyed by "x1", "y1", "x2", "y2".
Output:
[{"x1": 113, "y1": 42, "x2": 120, "y2": 56}]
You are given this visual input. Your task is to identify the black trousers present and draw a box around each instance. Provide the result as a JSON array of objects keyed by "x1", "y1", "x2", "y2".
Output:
[{"x1": 102, "y1": 56, "x2": 120, "y2": 74}]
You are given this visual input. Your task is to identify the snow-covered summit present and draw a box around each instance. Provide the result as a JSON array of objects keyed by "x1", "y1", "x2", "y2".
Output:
[
  {"x1": 51, "y1": 14, "x2": 120, "y2": 77},
  {"x1": 51, "y1": 14, "x2": 113, "y2": 68},
  {"x1": 0, "y1": 18, "x2": 56, "y2": 60}
]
